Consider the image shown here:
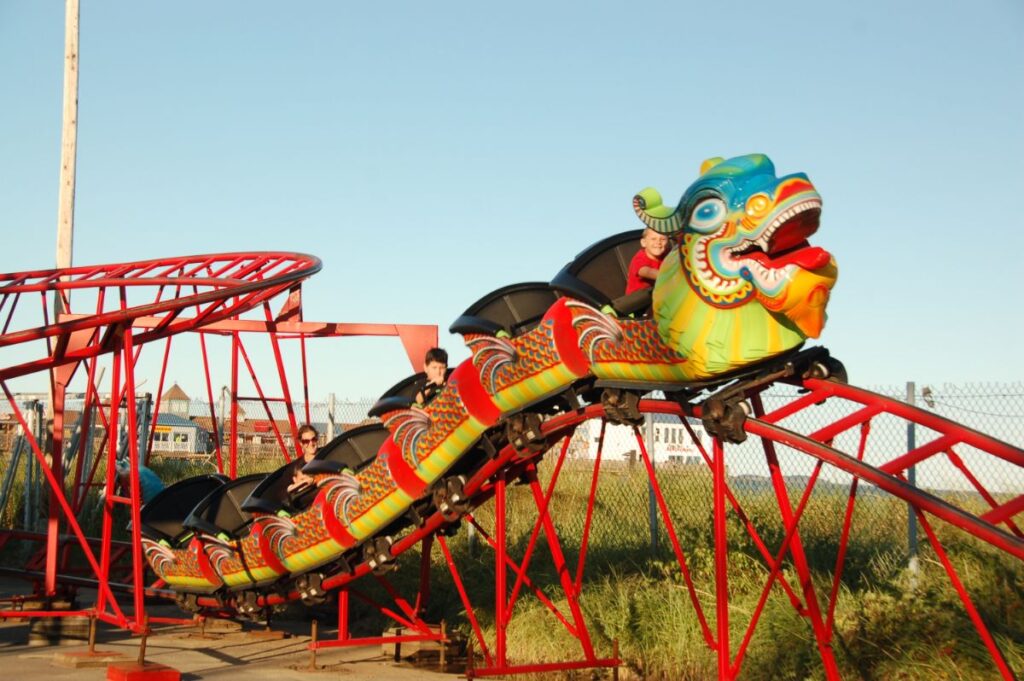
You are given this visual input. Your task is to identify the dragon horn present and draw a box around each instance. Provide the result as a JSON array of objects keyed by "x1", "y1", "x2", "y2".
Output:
[{"x1": 632, "y1": 187, "x2": 682, "y2": 235}]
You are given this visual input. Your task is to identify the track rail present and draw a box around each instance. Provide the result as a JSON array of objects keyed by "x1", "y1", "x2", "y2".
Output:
[
  {"x1": 0, "y1": 252, "x2": 321, "y2": 380},
  {"x1": 203, "y1": 383, "x2": 1020, "y2": 679},
  {"x1": 1, "y1": 251, "x2": 1020, "y2": 678}
]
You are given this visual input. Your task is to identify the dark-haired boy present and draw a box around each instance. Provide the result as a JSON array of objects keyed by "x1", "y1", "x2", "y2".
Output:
[{"x1": 415, "y1": 347, "x2": 448, "y2": 407}]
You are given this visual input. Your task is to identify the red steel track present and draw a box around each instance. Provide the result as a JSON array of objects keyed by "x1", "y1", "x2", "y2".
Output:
[
  {"x1": 0, "y1": 252, "x2": 436, "y2": 631},
  {"x1": 194, "y1": 388, "x2": 1021, "y2": 679},
  {"x1": 0, "y1": 252, "x2": 321, "y2": 381},
  {"x1": 0, "y1": 255, "x2": 1021, "y2": 679}
]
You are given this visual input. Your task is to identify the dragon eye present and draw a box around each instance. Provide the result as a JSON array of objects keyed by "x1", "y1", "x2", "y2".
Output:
[
  {"x1": 745, "y1": 194, "x2": 771, "y2": 217},
  {"x1": 689, "y1": 198, "x2": 726, "y2": 233}
]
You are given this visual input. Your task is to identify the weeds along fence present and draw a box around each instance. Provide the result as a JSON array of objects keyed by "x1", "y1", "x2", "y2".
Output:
[
  {"x1": 0, "y1": 382, "x2": 1021, "y2": 677},
  {"x1": 1, "y1": 381, "x2": 1022, "y2": 551}
]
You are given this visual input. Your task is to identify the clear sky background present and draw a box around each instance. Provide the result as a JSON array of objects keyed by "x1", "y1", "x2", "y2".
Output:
[{"x1": 1, "y1": 1, "x2": 1022, "y2": 400}]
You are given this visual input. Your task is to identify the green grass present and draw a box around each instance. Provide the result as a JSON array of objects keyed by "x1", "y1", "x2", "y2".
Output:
[
  {"x1": 1, "y1": 454, "x2": 1021, "y2": 679},
  {"x1": 392, "y1": 462, "x2": 1023, "y2": 679}
]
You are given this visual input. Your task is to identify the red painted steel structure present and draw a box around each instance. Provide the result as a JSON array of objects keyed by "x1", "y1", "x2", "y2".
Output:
[
  {"x1": 208, "y1": 392, "x2": 1019, "y2": 679},
  {"x1": 1, "y1": 254, "x2": 1021, "y2": 678},
  {"x1": 0, "y1": 253, "x2": 436, "y2": 632}
]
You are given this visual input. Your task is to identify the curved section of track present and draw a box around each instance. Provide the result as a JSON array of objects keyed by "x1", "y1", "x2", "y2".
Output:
[
  {"x1": 210, "y1": 378, "x2": 1019, "y2": 678},
  {"x1": 0, "y1": 252, "x2": 321, "y2": 381},
  {"x1": 238, "y1": 386, "x2": 1021, "y2": 604}
]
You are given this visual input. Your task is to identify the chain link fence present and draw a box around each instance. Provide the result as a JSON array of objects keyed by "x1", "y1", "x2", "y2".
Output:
[
  {"x1": 1, "y1": 382, "x2": 1022, "y2": 556},
  {"x1": 505, "y1": 381, "x2": 1024, "y2": 577}
]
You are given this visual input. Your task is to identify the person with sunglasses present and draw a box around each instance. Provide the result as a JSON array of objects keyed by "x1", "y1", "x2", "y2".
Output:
[{"x1": 287, "y1": 424, "x2": 321, "y2": 493}]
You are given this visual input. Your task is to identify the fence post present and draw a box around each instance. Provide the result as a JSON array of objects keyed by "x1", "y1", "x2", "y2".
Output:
[
  {"x1": 646, "y1": 412, "x2": 658, "y2": 553},
  {"x1": 138, "y1": 393, "x2": 152, "y2": 465},
  {"x1": 327, "y1": 393, "x2": 336, "y2": 441},
  {"x1": 906, "y1": 381, "x2": 919, "y2": 581}
]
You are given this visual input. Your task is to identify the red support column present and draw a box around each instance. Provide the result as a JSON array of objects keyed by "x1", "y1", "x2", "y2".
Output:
[
  {"x1": 575, "y1": 419, "x2": 606, "y2": 591},
  {"x1": 44, "y1": 377, "x2": 66, "y2": 595},
  {"x1": 494, "y1": 470, "x2": 507, "y2": 669},
  {"x1": 337, "y1": 587, "x2": 349, "y2": 642},
  {"x1": 635, "y1": 425, "x2": 715, "y2": 646},
  {"x1": 415, "y1": 534, "x2": 434, "y2": 616},
  {"x1": 198, "y1": 332, "x2": 224, "y2": 472},
  {"x1": 263, "y1": 304, "x2": 300, "y2": 451},
  {"x1": 751, "y1": 395, "x2": 841, "y2": 680},
  {"x1": 229, "y1": 333, "x2": 239, "y2": 479},
  {"x1": 122, "y1": 329, "x2": 146, "y2": 628},
  {"x1": 97, "y1": 339, "x2": 122, "y2": 617},
  {"x1": 438, "y1": 535, "x2": 492, "y2": 666},
  {"x1": 712, "y1": 438, "x2": 730, "y2": 680},
  {"x1": 525, "y1": 470, "x2": 596, "y2": 659}
]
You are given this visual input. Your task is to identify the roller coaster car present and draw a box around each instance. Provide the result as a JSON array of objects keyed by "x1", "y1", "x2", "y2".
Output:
[
  {"x1": 550, "y1": 229, "x2": 654, "y2": 317},
  {"x1": 367, "y1": 367, "x2": 455, "y2": 417},
  {"x1": 301, "y1": 423, "x2": 390, "y2": 476},
  {"x1": 449, "y1": 281, "x2": 561, "y2": 337},
  {"x1": 238, "y1": 425, "x2": 388, "y2": 518},
  {"x1": 238, "y1": 459, "x2": 319, "y2": 516},
  {"x1": 183, "y1": 473, "x2": 266, "y2": 541},
  {"x1": 240, "y1": 424, "x2": 387, "y2": 522},
  {"x1": 140, "y1": 473, "x2": 229, "y2": 547}
]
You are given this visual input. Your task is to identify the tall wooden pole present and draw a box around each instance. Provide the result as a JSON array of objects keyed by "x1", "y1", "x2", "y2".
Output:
[
  {"x1": 56, "y1": 0, "x2": 79, "y2": 280},
  {"x1": 45, "y1": 0, "x2": 80, "y2": 596}
]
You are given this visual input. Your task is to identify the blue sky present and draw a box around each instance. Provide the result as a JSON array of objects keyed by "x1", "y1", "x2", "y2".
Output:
[{"x1": 1, "y1": 1, "x2": 1022, "y2": 400}]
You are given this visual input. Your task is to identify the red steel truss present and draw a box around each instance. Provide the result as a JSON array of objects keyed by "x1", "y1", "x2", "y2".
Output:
[
  {"x1": 1, "y1": 254, "x2": 1021, "y2": 678},
  {"x1": 0, "y1": 253, "x2": 436, "y2": 631},
  {"x1": 192, "y1": 389, "x2": 1019, "y2": 679}
]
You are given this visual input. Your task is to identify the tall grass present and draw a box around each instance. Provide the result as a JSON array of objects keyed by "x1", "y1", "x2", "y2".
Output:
[
  {"x1": 1, "y1": 453, "x2": 1020, "y2": 678},
  {"x1": 405, "y1": 462, "x2": 1022, "y2": 679}
]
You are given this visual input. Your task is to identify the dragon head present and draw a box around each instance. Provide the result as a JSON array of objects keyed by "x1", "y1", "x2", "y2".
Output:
[{"x1": 634, "y1": 154, "x2": 837, "y2": 339}]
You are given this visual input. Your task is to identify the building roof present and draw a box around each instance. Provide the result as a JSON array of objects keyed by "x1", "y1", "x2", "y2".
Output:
[
  {"x1": 156, "y1": 413, "x2": 204, "y2": 429},
  {"x1": 191, "y1": 416, "x2": 359, "y2": 437},
  {"x1": 161, "y1": 383, "x2": 191, "y2": 402}
]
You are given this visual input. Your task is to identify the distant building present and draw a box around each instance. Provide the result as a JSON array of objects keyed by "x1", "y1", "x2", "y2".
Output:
[
  {"x1": 583, "y1": 414, "x2": 711, "y2": 465},
  {"x1": 151, "y1": 413, "x2": 210, "y2": 456},
  {"x1": 161, "y1": 383, "x2": 191, "y2": 418}
]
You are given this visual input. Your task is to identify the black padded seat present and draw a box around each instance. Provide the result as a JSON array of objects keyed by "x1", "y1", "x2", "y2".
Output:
[
  {"x1": 550, "y1": 229, "x2": 644, "y2": 309},
  {"x1": 183, "y1": 473, "x2": 266, "y2": 540},
  {"x1": 239, "y1": 459, "x2": 309, "y2": 515},
  {"x1": 368, "y1": 368, "x2": 453, "y2": 417},
  {"x1": 449, "y1": 282, "x2": 560, "y2": 337},
  {"x1": 140, "y1": 474, "x2": 229, "y2": 546},
  {"x1": 303, "y1": 423, "x2": 389, "y2": 475},
  {"x1": 368, "y1": 372, "x2": 423, "y2": 417}
]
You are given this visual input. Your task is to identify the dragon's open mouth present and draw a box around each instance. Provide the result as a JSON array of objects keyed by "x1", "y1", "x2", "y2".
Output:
[{"x1": 731, "y1": 199, "x2": 830, "y2": 270}]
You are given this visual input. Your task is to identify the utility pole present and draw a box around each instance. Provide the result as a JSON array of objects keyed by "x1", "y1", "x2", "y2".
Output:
[
  {"x1": 56, "y1": 0, "x2": 80, "y2": 285},
  {"x1": 44, "y1": 0, "x2": 81, "y2": 597}
]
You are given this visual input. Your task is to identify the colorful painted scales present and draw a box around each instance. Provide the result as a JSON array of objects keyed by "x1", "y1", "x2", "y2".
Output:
[{"x1": 143, "y1": 153, "x2": 838, "y2": 594}]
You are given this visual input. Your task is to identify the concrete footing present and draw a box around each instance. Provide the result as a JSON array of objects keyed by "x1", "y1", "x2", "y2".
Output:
[
  {"x1": 106, "y1": 661, "x2": 181, "y2": 681},
  {"x1": 28, "y1": 616, "x2": 90, "y2": 646},
  {"x1": 52, "y1": 650, "x2": 127, "y2": 668}
]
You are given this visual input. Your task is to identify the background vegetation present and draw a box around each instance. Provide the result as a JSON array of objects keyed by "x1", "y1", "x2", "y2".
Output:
[{"x1": 1, "y1": 453, "x2": 1020, "y2": 680}]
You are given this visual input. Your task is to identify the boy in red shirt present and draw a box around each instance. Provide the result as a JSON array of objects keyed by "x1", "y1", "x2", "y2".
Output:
[{"x1": 625, "y1": 228, "x2": 670, "y2": 295}]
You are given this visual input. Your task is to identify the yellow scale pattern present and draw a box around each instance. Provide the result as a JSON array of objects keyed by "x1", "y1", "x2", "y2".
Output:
[
  {"x1": 345, "y1": 455, "x2": 398, "y2": 518},
  {"x1": 281, "y1": 506, "x2": 345, "y2": 572},
  {"x1": 219, "y1": 532, "x2": 279, "y2": 588},
  {"x1": 589, "y1": 317, "x2": 693, "y2": 383},
  {"x1": 490, "y1": 321, "x2": 567, "y2": 410},
  {"x1": 281, "y1": 503, "x2": 330, "y2": 553},
  {"x1": 592, "y1": 319, "x2": 679, "y2": 363},
  {"x1": 162, "y1": 545, "x2": 205, "y2": 587},
  {"x1": 411, "y1": 385, "x2": 468, "y2": 465}
]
